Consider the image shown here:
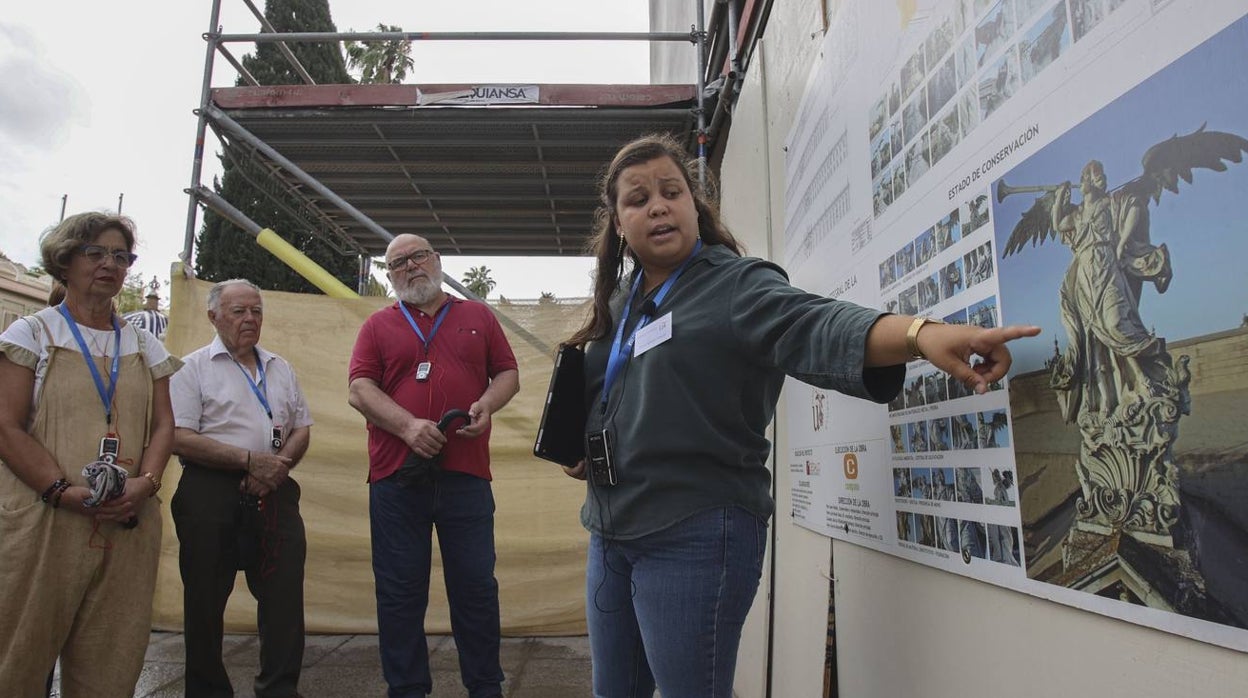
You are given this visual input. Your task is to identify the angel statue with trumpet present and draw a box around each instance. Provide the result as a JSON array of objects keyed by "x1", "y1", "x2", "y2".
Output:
[{"x1": 997, "y1": 125, "x2": 1248, "y2": 546}]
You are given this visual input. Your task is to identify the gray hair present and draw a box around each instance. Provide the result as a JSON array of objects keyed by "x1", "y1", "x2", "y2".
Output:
[{"x1": 206, "y1": 279, "x2": 263, "y2": 312}]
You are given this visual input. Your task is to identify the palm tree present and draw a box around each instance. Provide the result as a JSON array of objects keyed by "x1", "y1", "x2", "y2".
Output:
[
  {"x1": 538, "y1": 291, "x2": 556, "y2": 305},
  {"x1": 461, "y1": 266, "x2": 497, "y2": 299},
  {"x1": 345, "y1": 24, "x2": 414, "y2": 84}
]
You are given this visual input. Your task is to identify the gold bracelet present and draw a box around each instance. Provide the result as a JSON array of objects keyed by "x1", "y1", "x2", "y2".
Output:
[
  {"x1": 141, "y1": 471, "x2": 162, "y2": 496},
  {"x1": 906, "y1": 317, "x2": 944, "y2": 360}
]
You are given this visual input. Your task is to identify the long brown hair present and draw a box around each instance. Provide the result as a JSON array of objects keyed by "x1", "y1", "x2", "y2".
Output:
[{"x1": 566, "y1": 134, "x2": 742, "y2": 347}]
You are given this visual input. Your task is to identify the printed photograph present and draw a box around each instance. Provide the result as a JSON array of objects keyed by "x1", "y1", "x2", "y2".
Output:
[
  {"x1": 930, "y1": 106, "x2": 962, "y2": 166},
  {"x1": 894, "y1": 467, "x2": 912, "y2": 497},
  {"x1": 957, "y1": 466, "x2": 985, "y2": 503},
  {"x1": 890, "y1": 424, "x2": 907, "y2": 453},
  {"x1": 992, "y1": 14, "x2": 1248, "y2": 628},
  {"x1": 936, "y1": 208, "x2": 962, "y2": 251},
  {"x1": 918, "y1": 514, "x2": 938, "y2": 548},
  {"x1": 968, "y1": 294, "x2": 999, "y2": 329},
  {"x1": 986, "y1": 468, "x2": 1017, "y2": 506},
  {"x1": 965, "y1": 191, "x2": 991, "y2": 233},
  {"x1": 936, "y1": 516, "x2": 962, "y2": 552},
  {"x1": 960, "y1": 520, "x2": 988, "y2": 560},
  {"x1": 928, "y1": 55, "x2": 960, "y2": 116},
  {"x1": 988, "y1": 524, "x2": 1022, "y2": 566},
  {"x1": 1019, "y1": 2, "x2": 1071, "y2": 84},
  {"x1": 906, "y1": 132, "x2": 932, "y2": 182},
  {"x1": 976, "y1": 0, "x2": 1017, "y2": 67},
  {"x1": 901, "y1": 47, "x2": 927, "y2": 100},
  {"x1": 940, "y1": 259, "x2": 965, "y2": 299},
  {"x1": 979, "y1": 45, "x2": 1022, "y2": 120},
  {"x1": 1070, "y1": 0, "x2": 1128, "y2": 42},
  {"x1": 976, "y1": 409, "x2": 1011, "y2": 448},
  {"x1": 903, "y1": 94, "x2": 929, "y2": 144}
]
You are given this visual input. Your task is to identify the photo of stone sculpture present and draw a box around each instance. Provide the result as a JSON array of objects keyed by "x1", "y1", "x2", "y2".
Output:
[{"x1": 993, "y1": 15, "x2": 1248, "y2": 629}]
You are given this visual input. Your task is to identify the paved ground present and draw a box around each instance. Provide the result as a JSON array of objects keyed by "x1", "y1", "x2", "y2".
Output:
[{"x1": 53, "y1": 631, "x2": 593, "y2": 697}]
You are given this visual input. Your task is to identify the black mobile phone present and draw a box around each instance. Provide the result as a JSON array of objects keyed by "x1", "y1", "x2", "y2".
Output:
[{"x1": 586, "y1": 430, "x2": 617, "y2": 486}]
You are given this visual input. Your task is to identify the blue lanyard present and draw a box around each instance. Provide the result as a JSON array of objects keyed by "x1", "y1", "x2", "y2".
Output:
[
  {"x1": 399, "y1": 300, "x2": 451, "y2": 355},
  {"x1": 57, "y1": 303, "x2": 121, "y2": 427},
  {"x1": 601, "y1": 240, "x2": 702, "y2": 410},
  {"x1": 229, "y1": 349, "x2": 272, "y2": 420}
]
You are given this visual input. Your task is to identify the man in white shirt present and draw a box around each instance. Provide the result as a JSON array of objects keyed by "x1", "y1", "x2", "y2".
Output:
[{"x1": 169, "y1": 279, "x2": 312, "y2": 698}]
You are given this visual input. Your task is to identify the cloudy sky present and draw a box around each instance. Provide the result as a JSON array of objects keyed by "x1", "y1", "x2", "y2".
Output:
[{"x1": 0, "y1": 0, "x2": 654, "y2": 299}]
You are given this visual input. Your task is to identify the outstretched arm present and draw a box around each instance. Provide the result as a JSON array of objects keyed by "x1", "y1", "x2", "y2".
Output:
[{"x1": 865, "y1": 315, "x2": 1041, "y2": 394}]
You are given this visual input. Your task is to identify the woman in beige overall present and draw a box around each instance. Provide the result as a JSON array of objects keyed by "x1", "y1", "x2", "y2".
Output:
[{"x1": 0, "y1": 212, "x2": 180, "y2": 697}]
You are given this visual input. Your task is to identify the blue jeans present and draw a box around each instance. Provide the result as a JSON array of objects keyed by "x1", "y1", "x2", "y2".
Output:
[
  {"x1": 370, "y1": 471, "x2": 504, "y2": 698},
  {"x1": 587, "y1": 506, "x2": 767, "y2": 698}
]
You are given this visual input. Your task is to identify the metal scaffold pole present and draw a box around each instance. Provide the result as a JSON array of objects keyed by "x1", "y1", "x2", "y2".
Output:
[
  {"x1": 695, "y1": 0, "x2": 709, "y2": 187},
  {"x1": 182, "y1": 0, "x2": 224, "y2": 268}
]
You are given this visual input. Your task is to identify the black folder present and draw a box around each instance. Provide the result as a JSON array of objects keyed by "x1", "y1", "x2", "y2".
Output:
[{"x1": 533, "y1": 344, "x2": 586, "y2": 467}]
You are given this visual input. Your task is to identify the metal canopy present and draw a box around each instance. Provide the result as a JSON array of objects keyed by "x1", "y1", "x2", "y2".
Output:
[{"x1": 209, "y1": 83, "x2": 698, "y2": 258}]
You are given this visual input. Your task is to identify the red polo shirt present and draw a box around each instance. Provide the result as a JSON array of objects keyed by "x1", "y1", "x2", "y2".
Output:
[{"x1": 349, "y1": 297, "x2": 518, "y2": 482}]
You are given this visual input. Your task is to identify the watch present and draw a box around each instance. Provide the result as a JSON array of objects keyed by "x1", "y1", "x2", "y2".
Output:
[{"x1": 906, "y1": 317, "x2": 944, "y2": 360}]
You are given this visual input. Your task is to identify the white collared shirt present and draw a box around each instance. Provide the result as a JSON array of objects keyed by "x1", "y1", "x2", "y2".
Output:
[{"x1": 171, "y1": 335, "x2": 312, "y2": 452}]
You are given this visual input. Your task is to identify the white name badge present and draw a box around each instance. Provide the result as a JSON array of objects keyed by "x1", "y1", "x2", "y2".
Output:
[{"x1": 634, "y1": 312, "x2": 673, "y2": 357}]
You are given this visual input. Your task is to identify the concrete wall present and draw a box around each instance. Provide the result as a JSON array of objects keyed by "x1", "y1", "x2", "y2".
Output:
[{"x1": 710, "y1": 1, "x2": 1248, "y2": 696}]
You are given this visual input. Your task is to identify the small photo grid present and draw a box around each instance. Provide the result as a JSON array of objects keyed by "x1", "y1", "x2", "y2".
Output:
[
  {"x1": 896, "y1": 507, "x2": 968, "y2": 558},
  {"x1": 878, "y1": 204, "x2": 985, "y2": 306},
  {"x1": 889, "y1": 410, "x2": 1012, "y2": 453},
  {"x1": 865, "y1": 1, "x2": 1126, "y2": 217},
  {"x1": 888, "y1": 360, "x2": 1002, "y2": 412}
]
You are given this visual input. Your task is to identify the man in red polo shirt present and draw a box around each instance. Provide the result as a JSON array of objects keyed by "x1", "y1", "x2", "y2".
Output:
[{"x1": 348, "y1": 234, "x2": 519, "y2": 698}]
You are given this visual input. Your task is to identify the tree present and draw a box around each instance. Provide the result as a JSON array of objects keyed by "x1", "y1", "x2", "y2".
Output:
[
  {"x1": 194, "y1": 0, "x2": 359, "y2": 293},
  {"x1": 114, "y1": 275, "x2": 149, "y2": 314},
  {"x1": 538, "y1": 291, "x2": 556, "y2": 305},
  {"x1": 345, "y1": 24, "x2": 414, "y2": 84},
  {"x1": 461, "y1": 266, "x2": 496, "y2": 299}
]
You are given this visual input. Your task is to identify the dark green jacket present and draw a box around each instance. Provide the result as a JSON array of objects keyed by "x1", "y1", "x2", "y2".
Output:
[{"x1": 583, "y1": 244, "x2": 903, "y2": 539}]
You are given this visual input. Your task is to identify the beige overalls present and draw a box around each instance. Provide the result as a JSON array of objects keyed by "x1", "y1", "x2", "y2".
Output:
[{"x1": 0, "y1": 318, "x2": 162, "y2": 697}]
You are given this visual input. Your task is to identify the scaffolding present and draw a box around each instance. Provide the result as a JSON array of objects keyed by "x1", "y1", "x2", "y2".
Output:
[{"x1": 181, "y1": 0, "x2": 765, "y2": 297}]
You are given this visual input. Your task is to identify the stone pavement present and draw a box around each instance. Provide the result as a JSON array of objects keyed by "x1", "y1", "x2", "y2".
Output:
[{"x1": 54, "y1": 631, "x2": 594, "y2": 697}]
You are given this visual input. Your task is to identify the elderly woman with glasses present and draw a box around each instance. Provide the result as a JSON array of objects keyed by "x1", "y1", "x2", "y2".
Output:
[{"x1": 0, "y1": 212, "x2": 182, "y2": 697}]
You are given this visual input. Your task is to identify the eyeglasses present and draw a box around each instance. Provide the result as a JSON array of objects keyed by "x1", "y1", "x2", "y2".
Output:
[
  {"x1": 80, "y1": 244, "x2": 138, "y2": 268},
  {"x1": 386, "y1": 249, "x2": 437, "y2": 271}
]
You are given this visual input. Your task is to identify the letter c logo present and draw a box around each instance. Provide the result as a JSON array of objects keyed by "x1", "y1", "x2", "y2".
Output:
[{"x1": 843, "y1": 453, "x2": 859, "y2": 479}]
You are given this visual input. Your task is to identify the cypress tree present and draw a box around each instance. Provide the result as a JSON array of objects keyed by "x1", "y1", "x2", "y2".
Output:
[{"x1": 195, "y1": 0, "x2": 359, "y2": 292}]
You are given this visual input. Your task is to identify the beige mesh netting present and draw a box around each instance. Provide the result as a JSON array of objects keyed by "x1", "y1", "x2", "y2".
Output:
[{"x1": 152, "y1": 273, "x2": 591, "y2": 635}]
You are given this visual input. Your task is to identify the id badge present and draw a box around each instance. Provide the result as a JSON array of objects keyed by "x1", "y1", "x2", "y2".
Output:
[
  {"x1": 415, "y1": 361, "x2": 432, "y2": 382},
  {"x1": 99, "y1": 435, "x2": 120, "y2": 464},
  {"x1": 271, "y1": 425, "x2": 284, "y2": 450}
]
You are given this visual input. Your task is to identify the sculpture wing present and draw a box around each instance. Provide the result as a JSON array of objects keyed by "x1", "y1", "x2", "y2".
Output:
[
  {"x1": 1129, "y1": 124, "x2": 1248, "y2": 204},
  {"x1": 1001, "y1": 190, "x2": 1058, "y2": 257}
]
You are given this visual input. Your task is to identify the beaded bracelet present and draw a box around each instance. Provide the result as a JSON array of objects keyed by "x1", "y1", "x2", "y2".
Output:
[
  {"x1": 41, "y1": 478, "x2": 69, "y2": 504},
  {"x1": 49, "y1": 480, "x2": 71, "y2": 508}
]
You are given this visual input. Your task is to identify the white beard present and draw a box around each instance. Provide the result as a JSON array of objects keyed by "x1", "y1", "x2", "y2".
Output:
[{"x1": 396, "y1": 277, "x2": 440, "y2": 306}]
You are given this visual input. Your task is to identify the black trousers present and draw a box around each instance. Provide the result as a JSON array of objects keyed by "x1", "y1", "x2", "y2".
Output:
[{"x1": 172, "y1": 465, "x2": 307, "y2": 698}]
